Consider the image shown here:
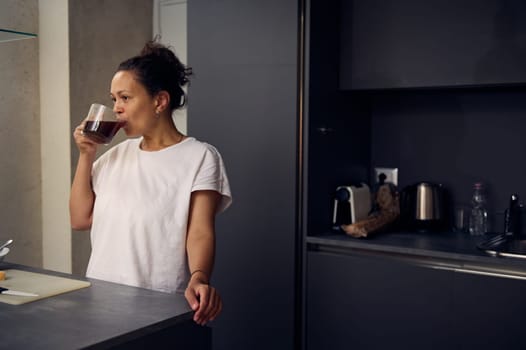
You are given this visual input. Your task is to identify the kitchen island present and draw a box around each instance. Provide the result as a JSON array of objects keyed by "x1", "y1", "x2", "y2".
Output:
[
  {"x1": 0, "y1": 263, "x2": 209, "y2": 350},
  {"x1": 306, "y1": 231, "x2": 526, "y2": 350}
]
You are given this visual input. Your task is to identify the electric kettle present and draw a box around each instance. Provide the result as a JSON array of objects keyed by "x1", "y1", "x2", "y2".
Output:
[{"x1": 400, "y1": 182, "x2": 447, "y2": 232}]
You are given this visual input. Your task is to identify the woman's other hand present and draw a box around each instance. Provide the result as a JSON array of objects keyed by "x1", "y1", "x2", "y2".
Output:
[{"x1": 185, "y1": 274, "x2": 222, "y2": 326}]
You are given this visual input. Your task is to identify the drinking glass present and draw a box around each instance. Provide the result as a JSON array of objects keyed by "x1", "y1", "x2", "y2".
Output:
[
  {"x1": 83, "y1": 103, "x2": 125, "y2": 144},
  {"x1": 453, "y1": 205, "x2": 470, "y2": 233}
]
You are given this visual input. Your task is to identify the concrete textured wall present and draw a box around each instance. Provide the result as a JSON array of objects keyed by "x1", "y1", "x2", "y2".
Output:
[
  {"x1": 0, "y1": 0, "x2": 42, "y2": 267},
  {"x1": 69, "y1": 0, "x2": 153, "y2": 275}
]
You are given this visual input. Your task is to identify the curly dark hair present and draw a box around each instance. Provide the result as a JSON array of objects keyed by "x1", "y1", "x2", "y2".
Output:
[{"x1": 117, "y1": 39, "x2": 193, "y2": 111}]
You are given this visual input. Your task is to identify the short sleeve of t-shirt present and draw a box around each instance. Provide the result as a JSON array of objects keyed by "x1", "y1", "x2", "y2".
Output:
[{"x1": 192, "y1": 143, "x2": 232, "y2": 213}]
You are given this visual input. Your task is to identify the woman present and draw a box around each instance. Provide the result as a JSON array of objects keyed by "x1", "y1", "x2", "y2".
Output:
[{"x1": 70, "y1": 40, "x2": 232, "y2": 326}]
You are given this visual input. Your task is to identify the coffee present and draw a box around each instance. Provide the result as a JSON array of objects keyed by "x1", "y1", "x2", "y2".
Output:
[{"x1": 84, "y1": 120, "x2": 126, "y2": 144}]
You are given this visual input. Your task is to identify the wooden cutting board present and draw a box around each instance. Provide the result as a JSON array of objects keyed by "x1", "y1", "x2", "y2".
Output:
[{"x1": 0, "y1": 269, "x2": 91, "y2": 305}]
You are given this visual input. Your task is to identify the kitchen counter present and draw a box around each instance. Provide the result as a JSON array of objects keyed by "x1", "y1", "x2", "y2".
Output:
[
  {"x1": 0, "y1": 263, "x2": 209, "y2": 350},
  {"x1": 307, "y1": 230, "x2": 526, "y2": 277},
  {"x1": 306, "y1": 230, "x2": 526, "y2": 350}
]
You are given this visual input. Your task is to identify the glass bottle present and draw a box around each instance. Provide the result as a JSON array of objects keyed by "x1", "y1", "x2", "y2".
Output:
[{"x1": 469, "y1": 182, "x2": 488, "y2": 236}]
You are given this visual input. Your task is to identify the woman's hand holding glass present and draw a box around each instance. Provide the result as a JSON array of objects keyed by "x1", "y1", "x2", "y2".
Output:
[{"x1": 73, "y1": 119, "x2": 98, "y2": 157}]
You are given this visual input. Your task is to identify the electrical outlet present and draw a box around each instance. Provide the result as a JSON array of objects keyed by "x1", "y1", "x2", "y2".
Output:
[{"x1": 374, "y1": 167, "x2": 398, "y2": 186}]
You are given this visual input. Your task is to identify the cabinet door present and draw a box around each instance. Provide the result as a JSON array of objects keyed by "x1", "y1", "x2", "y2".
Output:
[
  {"x1": 340, "y1": 0, "x2": 526, "y2": 89},
  {"x1": 306, "y1": 250, "x2": 454, "y2": 350},
  {"x1": 188, "y1": 1, "x2": 298, "y2": 349},
  {"x1": 453, "y1": 271, "x2": 526, "y2": 350}
]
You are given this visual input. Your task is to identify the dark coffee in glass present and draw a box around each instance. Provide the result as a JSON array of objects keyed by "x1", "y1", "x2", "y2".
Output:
[{"x1": 83, "y1": 103, "x2": 125, "y2": 144}]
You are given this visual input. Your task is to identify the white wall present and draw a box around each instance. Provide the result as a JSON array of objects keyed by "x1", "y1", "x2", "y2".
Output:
[
  {"x1": 39, "y1": 0, "x2": 71, "y2": 273},
  {"x1": 154, "y1": 0, "x2": 188, "y2": 133}
]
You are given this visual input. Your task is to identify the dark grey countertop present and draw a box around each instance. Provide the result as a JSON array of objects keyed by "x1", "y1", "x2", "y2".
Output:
[
  {"x1": 0, "y1": 263, "x2": 195, "y2": 349},
  {"x1": 307, "y1": 230, "x2": 526, "y2": 275}
]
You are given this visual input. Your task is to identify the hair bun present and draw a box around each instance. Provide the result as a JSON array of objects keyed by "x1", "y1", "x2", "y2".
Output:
[
  {"x1": 118, "y1": 38, "x2": 193, "y2": 110},
  {"x1": 140, "y1": 40, "x2": 192, "y2": 87}
]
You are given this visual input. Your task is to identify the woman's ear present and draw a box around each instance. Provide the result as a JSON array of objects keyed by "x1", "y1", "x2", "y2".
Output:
[{"x1": 155, "y1": 91, "x2": 171, "y2": 113}]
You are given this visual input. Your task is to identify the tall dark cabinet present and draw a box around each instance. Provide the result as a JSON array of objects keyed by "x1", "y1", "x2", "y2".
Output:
[{"x1": 188, "y1": 1, "x2": 300, "y2": 349}]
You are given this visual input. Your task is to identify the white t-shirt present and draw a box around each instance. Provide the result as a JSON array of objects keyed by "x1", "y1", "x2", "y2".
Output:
[{"x1": 86, "y1": 137, "x2": 232, "y2": 293}]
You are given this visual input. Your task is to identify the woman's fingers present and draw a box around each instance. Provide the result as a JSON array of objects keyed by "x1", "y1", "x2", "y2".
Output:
[
  {"x1": 191, "y1": 285, "x2": 223, "y2": 325},
  {"x1": 194, "y1": 286, "x2": 210, "y2": 325},
  {"x1": 74, "y1": 126, "x2": 83, "y2": 137},
  {"x1": 73, "y1": 123, "x2": 98, "y2": 155},
  {"x1": 208, "y1": 293, "x2": 222, "y2": 322},
  {"x1": 184, "y1": 288, "x2": 200, "y2": 311}
]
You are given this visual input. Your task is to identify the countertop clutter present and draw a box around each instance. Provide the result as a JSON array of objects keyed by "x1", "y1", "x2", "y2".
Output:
[
  {"x1": 327, "y1": 169, "x2": 526, "y2": 275},
  {"x1": 0, "y1": 263, "x2": 210, "y2": 350}
]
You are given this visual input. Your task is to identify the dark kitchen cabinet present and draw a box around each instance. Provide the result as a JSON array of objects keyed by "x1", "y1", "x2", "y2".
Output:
[
  {"x1": 340, "y1": 0, "x2": 526, "y2": 90},
  {"x1": 452, "y1": 271, "x2": 526, "y2": 350},
  {"x1": 307, "y1": 248, "x2": 526, "y2": 350},
  {"x1": 306, "y1": 250, "x2": 454, "y2": 350},
  {"x1": 188, "y1": 1, "x2": 299, "y2": 349}
]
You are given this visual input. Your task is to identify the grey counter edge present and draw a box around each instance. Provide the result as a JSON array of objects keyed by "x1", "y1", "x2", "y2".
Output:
[
  {"x1": 306, "y1": 235, "x2": 526, "y2": 279},
  {"x1": 81, "y1": 311, "x2": 195, "y2": 350}
]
